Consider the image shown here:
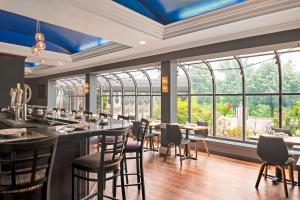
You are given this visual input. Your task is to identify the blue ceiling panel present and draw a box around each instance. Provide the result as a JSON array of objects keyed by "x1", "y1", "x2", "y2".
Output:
[
  {"x1": 25, "y1": 62, "x2": 38, "y2": 68},
  {"x1": 0, "y1": 10, "x2": 111, "y2": 54},
  {"x1": 113, "y1": 0, "x2": 246, "y2": 25}
]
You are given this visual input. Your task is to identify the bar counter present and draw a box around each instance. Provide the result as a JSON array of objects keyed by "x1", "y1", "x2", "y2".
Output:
[{"x1": 0, "y1": 118, "x2": 130, "y2": 200}]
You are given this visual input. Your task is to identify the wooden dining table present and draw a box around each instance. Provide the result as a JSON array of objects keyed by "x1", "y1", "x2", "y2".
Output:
[
  {"x1": 149, "y1": 121, "x2": 208, "y2": 159},
  {"x1": 249, "y1": 134, "x2": 300, "y2": 146},
  {"x1": 178, "y1": 124, "x2": 208, "y2": 159}
]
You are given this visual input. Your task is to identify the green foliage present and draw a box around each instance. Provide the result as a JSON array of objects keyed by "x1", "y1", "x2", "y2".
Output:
[
  {"x1": 177, "y1": 97, "x2": 188, "y2": 124},
  {"x1": 217, "y1": 103, "x2": 233, "y2": 116},
  {"x1": 249, "y1": 104, "x2": 271, "y2": 117}
]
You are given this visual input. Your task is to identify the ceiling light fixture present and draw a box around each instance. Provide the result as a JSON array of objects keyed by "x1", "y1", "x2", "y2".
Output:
[
  {"x1": 32, "y1": 20, "x2": 46, "y2": 56},
  {"x1": 139, "y1": 41, "x2": 146, "y2": 45}
]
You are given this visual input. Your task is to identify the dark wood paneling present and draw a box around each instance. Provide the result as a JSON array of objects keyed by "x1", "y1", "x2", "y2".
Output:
[
  {"x1": 0, "y1": 54, "x2": 25, "y2": 108},
  {"x1": 25, "y1": 78, "x2": 48, "y2": 106}
]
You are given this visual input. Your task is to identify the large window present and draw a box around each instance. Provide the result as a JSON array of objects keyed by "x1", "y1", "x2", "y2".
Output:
[
  {"x1": 55, "y1": 77, "x2": 85, "y2": 111},
  {"x1": 178, "y1": 47, "x2": 300, "y2": 141},
  {"x1": 96, "y1": 67, "x2": 161, "y2": 120}
]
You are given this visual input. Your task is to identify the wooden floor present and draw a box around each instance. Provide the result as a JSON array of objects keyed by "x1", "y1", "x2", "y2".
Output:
[{"x1": 100, "y1": 151, "x2": 299, "y2": 200}]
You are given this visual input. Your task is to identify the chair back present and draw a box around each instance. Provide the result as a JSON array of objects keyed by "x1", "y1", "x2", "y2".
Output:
[
  {"x1": 256, "y1": 135, "x2": 289, "y2": 166},
  {"x1": 0, "y1": 137, "x2": 58, "y2": 194},
  {"x1": 118, "y1": 115, "x2": 129, "y2": 121},
  {"x1": 272, "y1": 128, "x2": 292, "y2": 136},
  {"x1": 71, "y1": 110, "x2": 77, "y2": 115},
  {"x1": 131, "y1": 119, "x2": 149, "y2": 146},
  {"x1": 99, "y1": 112, "x2": 108, "y2": 119},
  {"x1": 84, "y1": 111, "x2": 93, "y2": 116},
  {"x1": 166, "y1": 124, "x2": 182, "y2": 146},
  {"x1": 100, "y1": 128, "x2": 130, "y2": 168},
  {"x1": 195, "y1": 121, "x2": 209, "y2": 137}
]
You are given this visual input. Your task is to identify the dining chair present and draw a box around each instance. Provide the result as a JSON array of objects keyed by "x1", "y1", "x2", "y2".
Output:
[
  {"x1": 118, "y1": 115, "x2": 130, "y2": 121},
  {"x1": 99, "y1": 112, "x2": 108, "y2": 119},
  {"x1": 164, "y1": 124, "x2": 191, "y2": 166},
  {"x1": 0, "y1": 137, "x2": 58, "y2": 200},
  {"x1": 188, "y1": 121, "x2": 210, "y2": 158},
  {"x1": 255, "y1": 135, "x2": 295, "y2": 197},
  {"x1": 71, "y1": 110, "x2": 77, "y2": 115},
  {"x1": 72, "y1": 128, "x2": 130, "y2": 200},
  {"x1": 83, "y1": 111, "x2": 93, "y2": 116},
  {"x1": 145, "y1": 124, "x2": 161, "y2": 151},
  {"x1": 121, "y1": 118, "x2": 149, "y2": 200},
  {"x1": 60, "y1": 108, "x2": 67, "y2": 113}
]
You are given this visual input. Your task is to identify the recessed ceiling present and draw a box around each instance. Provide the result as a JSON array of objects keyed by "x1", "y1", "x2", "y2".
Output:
[
  {"x1": 113, "y1": 0, "x2": 246, "y2": 25},
  {"x1": 0, "y1": 9, "x2": 112, "y2": 54},
  {"x1": 0, "y1": 0, "x2": 299, "y2": 78}
]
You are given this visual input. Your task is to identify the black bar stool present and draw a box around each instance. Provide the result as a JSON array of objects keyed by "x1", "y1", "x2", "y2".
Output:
[
  {"x1": 120, "y1": 118, "x2": 149, "y2": 200},
  {"x1": 0, "y1": 137, "x2": 58, "y2": 200},
  {"x1": 72, "y1": 128, "x2": 130, "y2": 200}
]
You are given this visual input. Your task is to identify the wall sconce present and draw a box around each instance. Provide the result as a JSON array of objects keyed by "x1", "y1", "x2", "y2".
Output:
[
  {"x1": 85, "y1": 83, "x2": 90, "y2": 94},
  {"x1": 162, "y1": 76, "x2": 169, "y2": 93}
]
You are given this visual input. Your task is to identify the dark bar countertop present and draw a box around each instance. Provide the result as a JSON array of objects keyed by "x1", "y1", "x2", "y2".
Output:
[{"x1": 0, "y1": 116, "x2": 131, "y2": 200}]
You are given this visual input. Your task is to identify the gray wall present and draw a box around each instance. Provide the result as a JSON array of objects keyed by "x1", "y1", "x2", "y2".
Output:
[{"x1": 0, "y1": 54, "x2": 25, "y2": 108}]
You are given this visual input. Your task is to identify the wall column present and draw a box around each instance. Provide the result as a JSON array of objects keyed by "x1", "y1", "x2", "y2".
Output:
[
  {"x1": 161, "y1": 60, "x2": 177, "y2": 123},
  {"x1": 85, "y1": 74, "x2": 97, "y2": 113}
]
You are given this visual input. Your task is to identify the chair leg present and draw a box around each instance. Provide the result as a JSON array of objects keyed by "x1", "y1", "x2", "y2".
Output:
[
  {"x1": 124, "y1": 154, "x2": 129, "y2": 184},
  {"x1": 98, "y1": 172, "x2": 105, "y2": 200},
  {"x1": 164, "y1": 145, "x2": 170, "y2": 162},
  {"x1": 120, "y1": 160, "x2": 126, "y2": 200},
  {"x1": 140, "y1": 152, "x2": 146, "y2": 200},
  {"x1": 178, "y1": 145, "x2": 183, "y2": 167},
  {"x1": 112, "y1": 169, "x2": 118, "y2": 198},
  {"x1": 288, "y1": 164, "x2": 295, "y2": 186},
  {"x1": 136, "y1": 152, "x2": 141, "y2": 190},
  {"x1": 280, "y1": 166, "x2": 288, "y2": 197},
  {"x1": 264, "y1": 164, "x2": 268, "y2": 180},
  {"x1": 188, "y1": 144, "x2": 191, "y2": 159},
  {"x1": 255, "y1": 163, "x2": 266, "y2": 188},
  {"x1": 203, "y1": 140, "x2": 210, "y2": 156},
  {"x1": 174, "y1": 145, "x2": 177, "y2": 157},
  {"x1": 72, "y1": 166, "x2": 76, "y2": 200},
  {"x1": 195, "y1": 142, "x2": 198, "y2": 159}
]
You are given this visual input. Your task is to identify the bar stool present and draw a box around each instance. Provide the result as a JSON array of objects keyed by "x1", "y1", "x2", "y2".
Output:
[
  {"x1": 72, "y1": 128, "x2": 130, "y2": 200},
  {"x1": 121, "y1": 118, "x2": 149, "y2": 200},
  {"x1": 0, "y1": 137, "x2": 58, "y2": 200}
]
